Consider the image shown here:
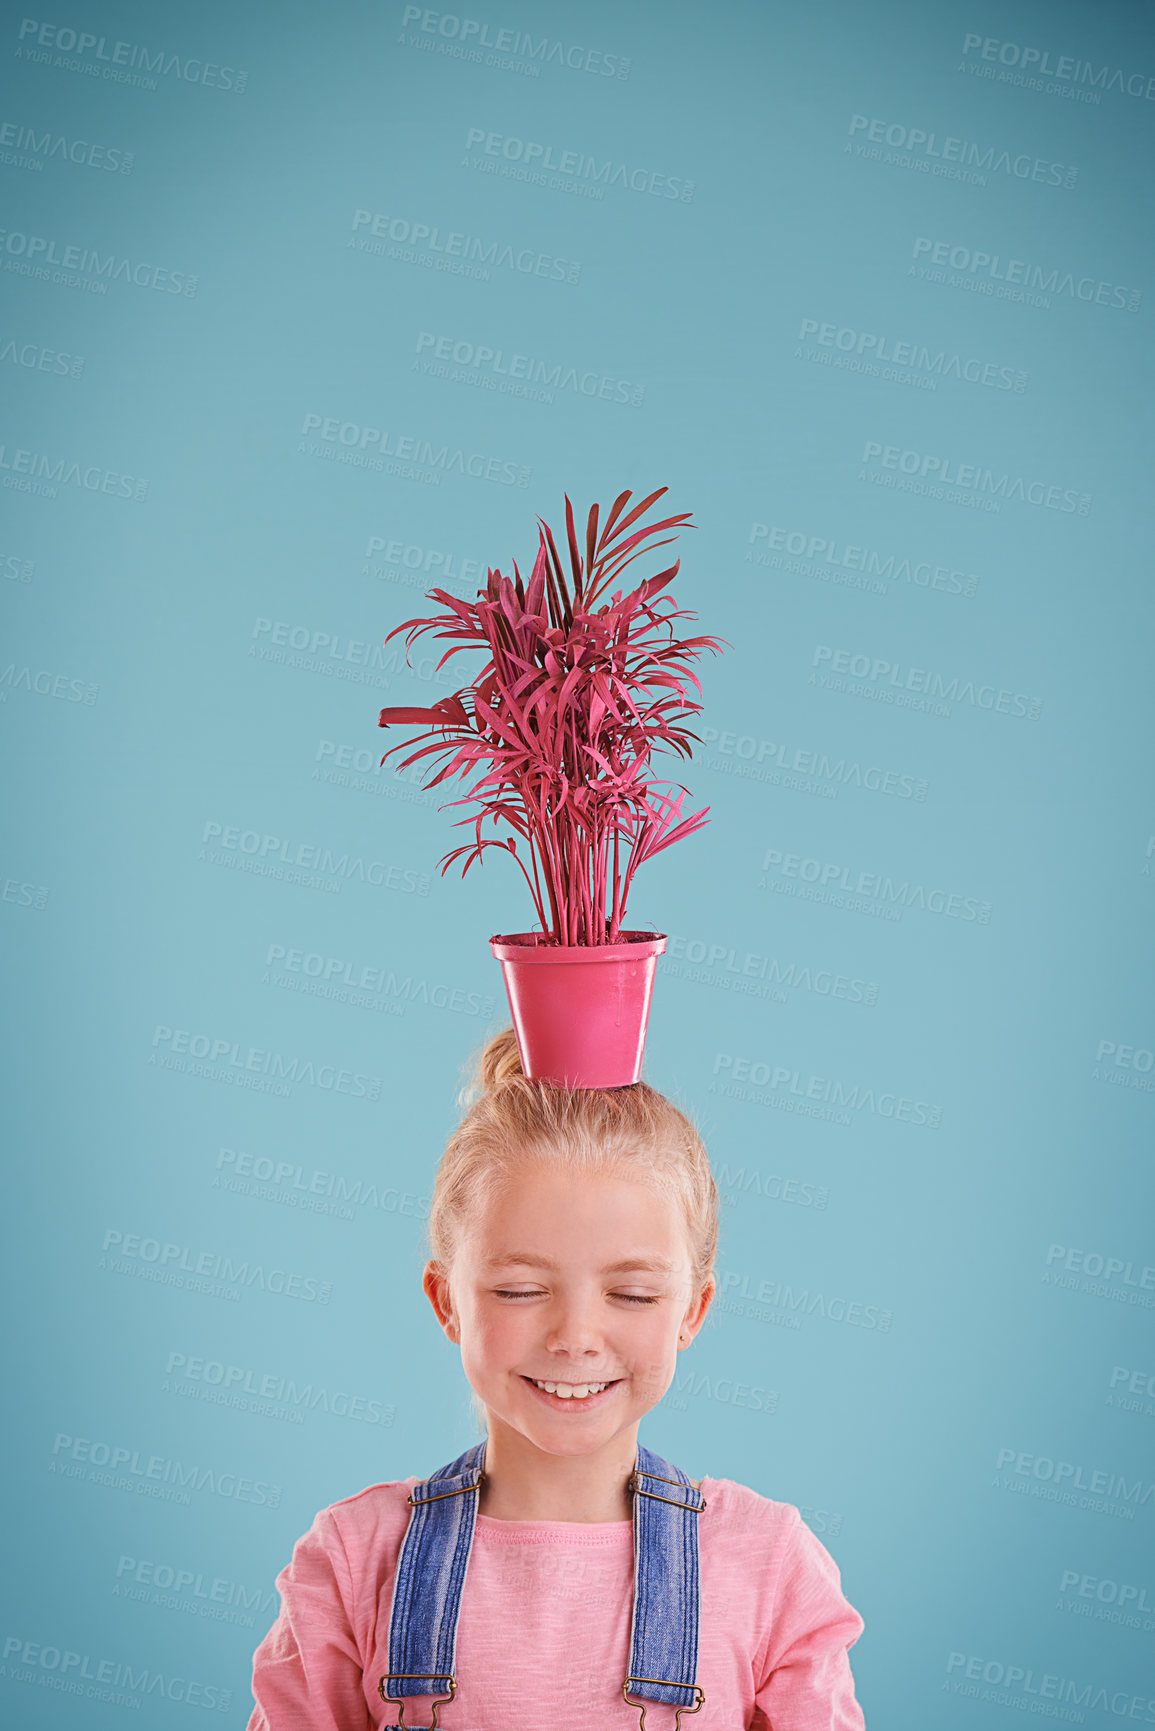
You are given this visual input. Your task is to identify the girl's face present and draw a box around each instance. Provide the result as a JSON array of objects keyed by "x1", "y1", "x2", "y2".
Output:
[{"x1": 425, "y1": 1159, "x2": 713, "y2": 1460}]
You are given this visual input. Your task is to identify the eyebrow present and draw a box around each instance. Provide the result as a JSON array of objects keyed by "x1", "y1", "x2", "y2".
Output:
[{"x1": 483, "y1": 1253, "x2": 678, "y2": 1275}]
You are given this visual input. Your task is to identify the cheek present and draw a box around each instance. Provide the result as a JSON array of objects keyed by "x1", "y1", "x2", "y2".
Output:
[
  {"x1": 627, "y1": 1315, "x2": 681, "y2": 1397},
  {"x1": 462, "y1": 1303, "x2": 531, "y2": 1364}
]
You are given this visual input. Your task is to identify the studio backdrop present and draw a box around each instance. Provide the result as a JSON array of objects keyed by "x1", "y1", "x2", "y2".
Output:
[{"x1": 2, "y1": 0, "x2": 1154, "y2": 1725}]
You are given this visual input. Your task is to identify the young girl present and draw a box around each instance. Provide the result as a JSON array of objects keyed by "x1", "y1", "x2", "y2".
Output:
[{"x1": 248, "y1": 1030, "x2": 866, "y2": 1728}]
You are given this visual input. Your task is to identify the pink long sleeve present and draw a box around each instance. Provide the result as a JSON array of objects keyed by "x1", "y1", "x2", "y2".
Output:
[
  {"x1": 751, "y1": 1511, "x2": 865, "y2": 1729},
  {"x1": 249, "y1": 1506, "x2": 377, "y2": 1731},
  {"x1": 248, "y1": 1475, "x2": 865, "y2": 1729}
]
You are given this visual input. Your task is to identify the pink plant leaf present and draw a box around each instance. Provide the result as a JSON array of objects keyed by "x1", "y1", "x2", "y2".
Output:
[
  {"x1": 371, "y1": 490, "x2": 722, "y2": 942},
  {"x1": 598, "y1": 488, "x2": 639, "y2": 544},
  {"x1": 564, "y1": 494, "x2": 584, "y2": 592},
  {"x1": 598, "y1": 487, "x2": 672, "y2": 547},
  {"x1": 585, "y1": 501, "x2": 599, "y2": 587}
]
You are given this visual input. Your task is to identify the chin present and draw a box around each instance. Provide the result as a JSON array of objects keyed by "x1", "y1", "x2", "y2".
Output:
[{"x1": 528, "y1": 1426, "x2": 619, "y2": 1459}]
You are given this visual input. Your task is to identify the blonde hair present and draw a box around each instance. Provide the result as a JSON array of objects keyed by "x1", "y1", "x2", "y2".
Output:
[{"x1": 428, "y1": 1028, "x2": 718, "y2": 1292}]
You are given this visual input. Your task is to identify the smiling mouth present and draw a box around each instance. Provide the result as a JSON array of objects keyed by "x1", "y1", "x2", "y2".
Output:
[{"x1": 523, "y1": 1376, "x2": 621, "y2": 1402}]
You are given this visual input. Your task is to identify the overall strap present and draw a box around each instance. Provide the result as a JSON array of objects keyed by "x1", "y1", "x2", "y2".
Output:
[
  {"x1": 380, "y1": 1439, "x2": 705, "y2": 1729},
  {"x1": 379, "y1": 1442, "x2": 486, "y2": 1730},
  {"x1": 624, "y1": 1444, "x2": 707, "y2": 1729}
]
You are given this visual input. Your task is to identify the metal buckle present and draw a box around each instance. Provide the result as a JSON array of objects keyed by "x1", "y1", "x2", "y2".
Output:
[
  {"x1": 378, "y1": 1674, "x2": 456, "y2": 1729},
  {"x1": 407, "y1": 1472, "x2": 484, "y2": 1507},
  {"x1": 629, "y1": 1468, "x2": 707, "y2": 1511},
  {"x1": 623, "y1": 1678, "x2": 705, "y2": 1730}
]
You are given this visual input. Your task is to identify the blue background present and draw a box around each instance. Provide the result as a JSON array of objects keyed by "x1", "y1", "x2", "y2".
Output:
[{"x1": 2, "y1": 0, "x2": 1154, "y2": 1723}]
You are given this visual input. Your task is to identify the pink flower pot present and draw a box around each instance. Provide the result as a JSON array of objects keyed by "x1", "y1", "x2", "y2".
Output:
[{"x1": 489, "y1": 931, "x2": 668, "y2": 1088}]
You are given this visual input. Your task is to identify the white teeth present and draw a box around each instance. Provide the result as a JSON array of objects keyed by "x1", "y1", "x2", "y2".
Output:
[{"x1": 531, "y1": 1379, "x2": 609, "y2": 1400}]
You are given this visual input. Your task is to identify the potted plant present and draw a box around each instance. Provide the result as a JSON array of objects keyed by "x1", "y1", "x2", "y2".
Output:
[{"x1": 377, "y1": 488, "x2": 722, "y2": 1086}]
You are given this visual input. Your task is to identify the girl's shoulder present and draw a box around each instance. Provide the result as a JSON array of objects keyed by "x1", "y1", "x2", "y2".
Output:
[
  {"x1": 272, "y1": 1478, "x2": 424, "y2": 1606},
  {"x1": 323, "y1": 1475, "x2": 420, "y2": 1526},
  {"x1": 696, "y1": 1475, "x2": 823, "y2": 1571},
  {"x1": 302, "y1": 1476, "x2": 422, "y2": 1560},
  {"x1": 697, "y1": 1476, "x2": 853, "y2": 1611},
  {"x1": 697, "y1": 1474, "x2": 803, "y2": 1533}
]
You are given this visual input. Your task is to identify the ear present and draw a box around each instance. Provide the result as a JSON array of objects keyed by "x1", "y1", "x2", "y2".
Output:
[
  {"x1": 423, "y1": 1261, "x2": 460, "y2": 1343},
  {"x1": 677, "y1": 1274, "x2": 715, "y2": 1348}
]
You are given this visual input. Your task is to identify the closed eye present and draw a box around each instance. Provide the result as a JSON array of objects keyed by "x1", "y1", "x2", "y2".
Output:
[{"x1": 493, "y1": 1290, "x2": 661, "y2": 1305}]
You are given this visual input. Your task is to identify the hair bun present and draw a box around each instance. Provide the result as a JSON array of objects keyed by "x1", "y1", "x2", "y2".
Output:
[{"x1": 476, "y1": 1027, "x2": 525, "y2": 1095}]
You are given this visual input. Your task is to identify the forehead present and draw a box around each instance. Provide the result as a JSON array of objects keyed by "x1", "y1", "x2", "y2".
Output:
[
  {"x1": 469, "y1": 1160, "x2": 691, "y2": 1262},
  {"x1": 480, "y1": 1250, "x2": 681, "y2": 1274}
]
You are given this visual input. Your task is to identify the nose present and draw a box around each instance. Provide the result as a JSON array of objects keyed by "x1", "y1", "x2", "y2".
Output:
[{"x1": 544, "y1": 1293, "x2": 605, "y2": 1360}]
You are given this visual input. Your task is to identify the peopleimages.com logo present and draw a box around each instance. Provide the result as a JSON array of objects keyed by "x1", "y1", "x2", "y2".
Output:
[
  {"x1": 100, "y1": 1228, "x2": 333, "y2": 1303},
  {"x1": 398, "y1": 6, "x2": 630, "y2": 78},
  {"x1": 113, "y1": 1552, "x2": 275, "y2": 1624},
  {"x1": 265, "y1": 942, "x2": 494, "y2": 1017},
  {"x1": 14, "y1": 17, "x2": 248, "y2": 92},
  {"x1": 991, "y1": 1446, "x2": 1153, "y2": 1527},
  {"x1": 960, "y1": 33, "x2": 1155, "y2": 101},
  {"x1": 759, "y1": 846, "x2": 992, "y2": 924},
  {"x1": 1107, "y1": 1366, "x2": 1155, "y2": 1413},
  {"x1": 0, "y1": 437, "x2": 147, "y2": 500},
  {"x1": 0, "y1": 334, "x2": 85, "y2": 376},
  {"x1": 1043, "y1": 1243, "x2": 1155, "y2": 1298},
  {"x1": 1059, "y1": 1565, "x2": 1155, "y2": 1613},
  {"x1": 0, "y1": 547, "x2": 35, "y2": 581},
  {"x1": 149, "y1": 1021, "x2": 384, "y2": 1100},
  {"x1": 861, "y1": 440, "x2": 1091, "y2": 514},
  {"x1": 2, "y1": 873, "x2": 49, "y2": 909},
  {"x1": 715, "y1": 1267, "x2": 893, "y2": 1332},
  {"x1": 0, "y1": 117, "x2": 134, "y2": 174},
  {"x1": 463, "y1": 127, "x2": 694, "y2": 200},
  {"x1": 798, "y1": 317, "x2": 1026, "y2": 391},
  {"x1": 911, "y1": 237, "x2": 1141, "y2": 312},
  {"x1": 362, "y1": 534, "x2": 485, "y2": 589},
  {"x1": 1092, "y1": 1039, "x2": 1154, "y2": 1094},
  {"x1": 944, "y1": 1650, "x2": 1155, "y2": 1719},
  {"x1": 712, "y1": 1053, "x2": 942, "y2": 1128},
  {"x1": 811, "y1": 644, "x2": 1042, "y2": 720},
  {"x1": 701, "y1": 725, "x2": 928, "y2": 801},
  {"x1": 49, "y1": 1429, "x2": 280, "y2": 1508},
  {"x1": 717, "y1": 1163, "x2": 829, "y2": 1211},
  {"x1": 214, "y1": 1144, "x2": 430, "y2": 1223},
  {"x1": 164, "y1": 1351, "x2": 395, "y2": 1428},
  {"x1": 666, "y1": 934, "x2": 879, "y2": 1006},
  {"x1": 414, "y1": 331, "x2": 645, "y2": 407},
  {"x1": 746, "y1": 523, "x2": 979, "y2": 599},
  {"x1": 1, "y1": 1632, "x2": 232, "y2": 1713},
  {"x1": 0, "y1": 663, "x2": 98, "y2": 704},
  {"x1": 299, "y1": 411, "x2": 530, "y2": 486},
  {"x1": 199, "y1": 819, "x2": 430, "y2": 896},
  {"x1": 0, "y1": 225, "x2": 196, "y2": 294},
  {"x1": 846, "y1": 113, "x2": 1077, "y2": 187},
  {"x1": 351, "y1": 208, "x2": 583, "y2": 285}
]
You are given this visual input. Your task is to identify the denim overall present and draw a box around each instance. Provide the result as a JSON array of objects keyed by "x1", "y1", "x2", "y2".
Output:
[{"x1": 379, "y1": 1440, "x2": 706, "y2": 1730}]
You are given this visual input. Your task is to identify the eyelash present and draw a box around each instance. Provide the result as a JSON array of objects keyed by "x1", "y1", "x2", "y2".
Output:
[{"x1": 494, "y1": 1290, "x2": 660, "y2": 1306}]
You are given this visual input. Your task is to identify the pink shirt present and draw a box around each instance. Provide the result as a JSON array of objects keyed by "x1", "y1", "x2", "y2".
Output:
[{"x1": 248, "y1": 1473, "x2": 865, "y2": 1729}]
